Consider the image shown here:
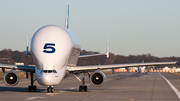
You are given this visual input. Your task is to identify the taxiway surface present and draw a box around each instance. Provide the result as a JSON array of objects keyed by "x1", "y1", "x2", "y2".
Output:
[{"x1": 0, "y1": 72, "x2": 180, "y2": 101}]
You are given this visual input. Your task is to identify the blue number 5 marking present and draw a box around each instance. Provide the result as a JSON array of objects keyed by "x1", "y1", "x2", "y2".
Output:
[{"x1": 43, "y1": 43, "x2": 56, "y2": 53}]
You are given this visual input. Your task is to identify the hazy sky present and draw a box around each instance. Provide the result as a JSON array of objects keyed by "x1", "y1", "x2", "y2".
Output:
[{"x1": 0, "y1": 0, "x2": 180, "y2": 57}]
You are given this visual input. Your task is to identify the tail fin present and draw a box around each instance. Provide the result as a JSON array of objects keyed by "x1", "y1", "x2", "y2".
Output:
[{"x1": 65, "y1": 5, "x2": 69, "y2": 29}]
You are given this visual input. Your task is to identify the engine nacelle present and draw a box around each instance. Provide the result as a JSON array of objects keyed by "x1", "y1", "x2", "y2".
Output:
[
  {"x1": 4, "y1": 70, "x2": 20, "y2": 86},
  {"x1": 90, "y1": 70, "x2": 106, "y2": 86}
]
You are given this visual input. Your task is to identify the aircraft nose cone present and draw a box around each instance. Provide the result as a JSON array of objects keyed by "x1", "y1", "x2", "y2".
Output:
[
  {"x1": 42, "y1": 74, "x2": 54, "y2": 85},
  {"x1": 37, "y1": 74, "x2": 59, "y2": 86}
]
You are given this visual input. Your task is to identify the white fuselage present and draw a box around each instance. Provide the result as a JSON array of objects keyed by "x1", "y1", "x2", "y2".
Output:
[{"x1": 31, "y1": 25, "x2": 80, "y2": 86}]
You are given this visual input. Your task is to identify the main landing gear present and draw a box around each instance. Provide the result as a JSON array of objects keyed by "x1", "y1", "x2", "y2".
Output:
[
  {"x1": 74, "y1": 72, "x2": 87, "y2": 92},
  {"x1": 28, "y1": 72, "x2": 37, "y2": 92},
  {"x1": 79, "y1": 85, "x2": 87, "y2": 92},
  {"x1": 47, "y1": 86, "x2": 54, "y2": 93}
]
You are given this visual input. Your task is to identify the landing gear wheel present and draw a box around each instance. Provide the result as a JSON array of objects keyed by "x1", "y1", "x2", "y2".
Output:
[
  {"x1": 33, "y1": 85, "x2": 37, "y2": 92},
  {"x1": 47, "y1": 87, "x2": 50, "y2": 93},
  {"x1": 79, "y1": 85, "x2": 83, "y2": 92},
  {"x1": 51, "y1": 87, "x2": 54, "y2": 93},
  {"x1": 28, "y1": 85, "x2": 37, "y2": 92},
  {"x1": 84, "y1": 85, "x2": 87, "y2": 92},
  {"x1": 47, "y1": 86, "x2": 54, "y2": 93},
  {"x1": 79, "y1": 85, "x2": 87, "y2": 92},
  {"x1": 28, "y1": 85, "x2": 31, "y2": 92}
]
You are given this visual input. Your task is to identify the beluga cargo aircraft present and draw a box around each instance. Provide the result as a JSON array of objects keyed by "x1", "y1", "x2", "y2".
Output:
[{"x1": 0, "y1": 5, "x2": 177, "y2": 93}]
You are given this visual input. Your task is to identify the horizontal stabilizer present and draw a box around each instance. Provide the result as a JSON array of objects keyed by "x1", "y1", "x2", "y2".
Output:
[
  {"x1": 26, "y1": 36, "x2": 31, "y2": 57},
  {"x1": 79, "y1": 37, "x2": 109, "y2": 58}
]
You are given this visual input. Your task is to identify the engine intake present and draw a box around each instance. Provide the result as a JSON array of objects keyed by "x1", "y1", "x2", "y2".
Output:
[
  {"x1": 90, "y1": 70, "x2": 106, "y2": 86},
  {"x1": 4, "y1": 70, "x2": 20, "y2": 86}
]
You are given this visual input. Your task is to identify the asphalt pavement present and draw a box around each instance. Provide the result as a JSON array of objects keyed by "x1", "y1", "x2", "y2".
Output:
[{"x1": 0, "y1": 72, "x2": 180, "y2": 101}]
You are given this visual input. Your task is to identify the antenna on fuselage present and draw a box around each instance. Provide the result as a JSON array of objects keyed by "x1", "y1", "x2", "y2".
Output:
[{"x1": 65, "y1": 5, "x2": 69, "y2": 29}]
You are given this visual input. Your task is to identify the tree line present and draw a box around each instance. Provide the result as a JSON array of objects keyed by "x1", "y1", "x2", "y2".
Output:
[{"x1": 0, "y1": 49, "x2": 179, "y2": 66}]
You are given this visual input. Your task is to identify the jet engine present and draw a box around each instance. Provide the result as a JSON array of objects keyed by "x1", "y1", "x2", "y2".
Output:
[
  {"x1": 90, "y1": 70, "x2": 106, "y2": 86},
  {"x1": 4, "y1": 70, "x2": 20, "y2": 86}
]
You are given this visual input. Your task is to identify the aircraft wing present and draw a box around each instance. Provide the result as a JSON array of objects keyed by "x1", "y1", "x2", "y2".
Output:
[
  {"x1": 0, "y1": 64, "x2": 35, "y2": 72},
  {"x1": 67, "y1": 61, "x2": 177, "y2": 72}
]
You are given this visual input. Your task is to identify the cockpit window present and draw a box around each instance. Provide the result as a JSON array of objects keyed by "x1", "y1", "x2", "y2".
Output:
[
  {"x1": 43, "y1": 70, "x2": 48, "y2": 73},
  {"x1": 53, "y1": 70, "x2": 57, "y2": 73},
  {"x1": 43, "y1": 70, "x2": 57, "y2": 73},
  {"x1": 48, "y1": 70, "x2": 52, "y2": 73}
]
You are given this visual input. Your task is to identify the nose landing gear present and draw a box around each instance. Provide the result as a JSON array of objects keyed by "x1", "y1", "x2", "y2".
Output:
[{"x1": 47, "y1": 86, "x2": 54, "y2": 93}]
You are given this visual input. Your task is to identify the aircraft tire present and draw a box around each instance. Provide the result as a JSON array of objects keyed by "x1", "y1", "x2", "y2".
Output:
[
  {"x1": 79, "y1": 86, "x2": 83, "y2": 92},
  {"x1": 28, "y1": 85, "x2": 31, "y2": 92},
  {"x1": 84, "y1": 86, "x2": 87, "y2": 92},
  {"x1": 79, "y1": 85, "x2": 87, "y2": 92},
  {"x1": 47, "y1": 86, "x2": 53, "y2": 93},
  {"x1": 33, "y1": 85, "x2": 37, "y2": 92},
  {"x1": 51, "y1": 87, "x2": 54, "y2": 93},
  {"x1": 47, "y1": 87, "x2": 50, "y2": 93}
]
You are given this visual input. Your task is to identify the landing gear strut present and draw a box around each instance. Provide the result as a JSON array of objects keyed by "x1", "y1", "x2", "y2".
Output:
[
  {"x1": 28, "y1": 72, "x2": 37, "y2": 92},
  {"x1": 74, "y1": 72, "x2": 87, "y2": 92},
  {"x1": 47, "y1": 86, "x2": 54, "y2": 93}
]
